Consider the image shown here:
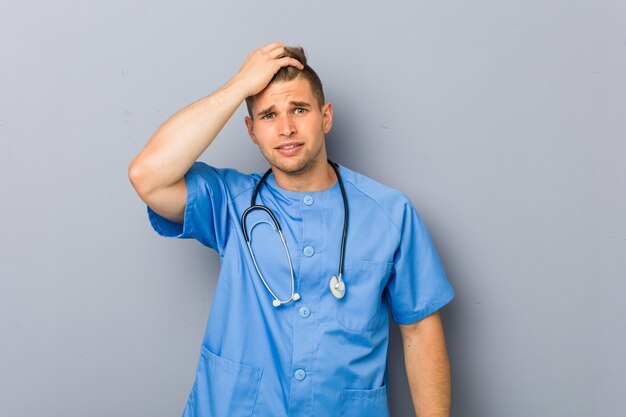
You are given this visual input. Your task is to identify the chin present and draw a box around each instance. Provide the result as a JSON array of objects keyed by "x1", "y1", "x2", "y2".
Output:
[
  {"x1": 271, "y1": 154, "x2": 316, "y2": 175},
  {"x1": 263, "y1": 146, "x2": 324, "y2": 176},
  {"x1": 274, "y1": 160, "x2": 310, "y2": 175}
]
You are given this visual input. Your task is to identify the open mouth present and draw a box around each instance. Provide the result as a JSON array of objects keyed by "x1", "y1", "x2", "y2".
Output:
[
  {"x1": 276, "y1": 143, "x2": 304, "y2": 150},
  {"x1": 275, "y1": 142, "x2": 304, "y2": 155}
]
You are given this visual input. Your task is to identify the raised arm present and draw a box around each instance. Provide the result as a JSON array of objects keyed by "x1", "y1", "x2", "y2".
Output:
[
  {"x1": 127, "y1": 42, "x2": 303, "y2": 223},
  {"x1": 399, "y1": 312, "x2": 451, "y2": 417}
]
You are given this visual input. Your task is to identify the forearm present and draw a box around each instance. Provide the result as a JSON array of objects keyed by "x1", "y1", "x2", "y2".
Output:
[
  {"x1": 129, "y1": 77, "x2": 248, "y2": 193},
  {"x1": 401, "y1": 313, "x2": 451, "y2": 417},
  {"x1": 129, "y1": 43, "x2": 304, "y2": 195}
]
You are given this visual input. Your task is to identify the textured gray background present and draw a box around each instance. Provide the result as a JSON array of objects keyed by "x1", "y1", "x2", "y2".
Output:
[{"x1": 1, "y1": 0, "x2": 625, "y2": 416}]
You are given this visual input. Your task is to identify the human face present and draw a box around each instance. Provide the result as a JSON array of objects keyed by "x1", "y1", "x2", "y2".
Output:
[{"x1": 245, "y1": 77, "x2": 333, "y2": 180}]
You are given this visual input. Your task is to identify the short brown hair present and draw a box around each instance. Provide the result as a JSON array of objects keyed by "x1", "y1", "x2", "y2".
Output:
[{"x1": 245, "y1": 46, "x2": 325, "y2": 118}]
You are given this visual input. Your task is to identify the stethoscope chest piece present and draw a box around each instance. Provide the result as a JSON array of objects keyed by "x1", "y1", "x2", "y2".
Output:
[{"x1": 329, "y1": 275, "x2": 346, "y2": 299}]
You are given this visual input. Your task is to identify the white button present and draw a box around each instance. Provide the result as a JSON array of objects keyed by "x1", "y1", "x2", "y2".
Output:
[
  {"x1": 299, "y1": 306, "x2": 311, "y2": 318},
  {"x1": 303, "y1": 195, "x2": 314, "y2": 205},
  {"x1": 294, "y1": 369, "x2": 306, "y2": 381},
  {"x1": 303, "y1": 246, "x2": 315, "y2": 257}
]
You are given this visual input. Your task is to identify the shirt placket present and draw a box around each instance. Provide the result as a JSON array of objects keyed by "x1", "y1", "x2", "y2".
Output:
[{"x1": 287, "y1": 193, "x2": 323, "y2": 416}]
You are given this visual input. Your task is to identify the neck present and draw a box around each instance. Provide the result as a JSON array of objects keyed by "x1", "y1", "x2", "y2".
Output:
[{"x1": 272, "y1": 160, "x2": 337, "y2": 192}]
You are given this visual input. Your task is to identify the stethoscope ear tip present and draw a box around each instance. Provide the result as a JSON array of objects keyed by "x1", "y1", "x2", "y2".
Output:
[{"x1": 272, "y1": 292, "x2": 301, "y2": 307}]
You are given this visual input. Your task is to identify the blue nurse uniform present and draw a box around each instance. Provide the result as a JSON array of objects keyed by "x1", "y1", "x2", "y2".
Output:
[{"x1": 147, "y1": 162, "x2": 454, "y2": 417}]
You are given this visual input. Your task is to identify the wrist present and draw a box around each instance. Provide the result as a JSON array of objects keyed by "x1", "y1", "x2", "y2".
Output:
[{"x1": 222, "y1": 74, "x2": 254, "y2": 101}]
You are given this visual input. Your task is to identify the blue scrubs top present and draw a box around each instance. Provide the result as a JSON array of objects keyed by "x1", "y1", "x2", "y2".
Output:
[{"x1": 147, "y1": 162, "x2": 454, "y2": 417}]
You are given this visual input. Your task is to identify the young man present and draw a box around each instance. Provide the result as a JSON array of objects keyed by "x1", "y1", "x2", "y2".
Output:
[{"x1": 129, "y1": 43, "x2": 454, "y2": 417}]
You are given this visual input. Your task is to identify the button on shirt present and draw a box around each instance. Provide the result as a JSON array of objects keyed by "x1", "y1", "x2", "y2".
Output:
[
  {"x1": 298, "y1": 306, "x2": 311, "y2": 318},
  {"x1": 147, "y1": 162, "x2": 454, "y2": 417}
]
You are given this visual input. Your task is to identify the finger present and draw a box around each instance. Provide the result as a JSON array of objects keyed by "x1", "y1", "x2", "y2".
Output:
[
  {"x1": 277, "y1": 57, "x2": 304, "y2": 70},
  {"x1": 268, "y1": 45, "x2": 287, "y2": 59},
  {"x1": 261, "y1": 42, "x2": 285, "y2": 53}
]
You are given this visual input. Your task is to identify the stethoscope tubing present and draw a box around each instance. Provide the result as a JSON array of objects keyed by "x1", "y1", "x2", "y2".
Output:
[{"x1": 241, "y1": 160, "x2": 348, "y2": 306}]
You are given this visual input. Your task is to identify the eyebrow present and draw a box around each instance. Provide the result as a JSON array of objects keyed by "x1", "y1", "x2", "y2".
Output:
[
  {"x1": 256, "y1": 105, "x2": 276, "y2": 118},
  {"x1": 255, "y1": 101, "x2": 313, "y2": 118},
  {"x1": 290, "y1": 101, "x2": 312, "y2": 108}
]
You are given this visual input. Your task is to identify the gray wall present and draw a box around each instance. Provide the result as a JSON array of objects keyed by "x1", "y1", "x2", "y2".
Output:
[{"x1": 1, "y1": 1, "x2": 624, "y2": 416}]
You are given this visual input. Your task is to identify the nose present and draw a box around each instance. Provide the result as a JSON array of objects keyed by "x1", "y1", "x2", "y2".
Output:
[{"x1": 278, "y1": 115, "x2": 296, "y2": 137}]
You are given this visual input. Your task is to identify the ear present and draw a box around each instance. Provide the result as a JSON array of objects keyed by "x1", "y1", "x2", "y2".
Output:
[
  {"x1": 245, "y1": 116, "x2": 258, "y2": 144},
  {"x1": 321, "y1": 102, "x2": 333, "y2": 134}
]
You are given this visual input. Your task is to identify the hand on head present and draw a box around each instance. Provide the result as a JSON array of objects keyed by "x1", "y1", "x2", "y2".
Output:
[{"x1": 234, "y1": 43, "x2": 304, "y2": 98}]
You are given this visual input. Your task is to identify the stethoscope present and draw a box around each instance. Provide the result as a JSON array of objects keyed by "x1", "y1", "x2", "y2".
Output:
[{"x1": 241, "y1": 160, "x2": 348, "y2": 307}]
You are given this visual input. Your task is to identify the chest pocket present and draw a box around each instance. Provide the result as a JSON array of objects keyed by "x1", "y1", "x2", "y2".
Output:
[{"x1": 335, "y1": 260, "x2": 393, "y2": 332}]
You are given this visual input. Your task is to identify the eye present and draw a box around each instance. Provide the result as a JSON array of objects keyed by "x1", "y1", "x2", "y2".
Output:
[
  {"x1": 261, "y1": 112, "x2": 275, "y2": 120},
  {"x1": 293, "y1": 108, "x2": 307, "y2": 115}
]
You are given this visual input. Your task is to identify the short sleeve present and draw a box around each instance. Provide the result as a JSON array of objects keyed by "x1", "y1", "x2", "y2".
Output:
[
  {"x1": 147, "y1": 162, "x2": 230, "y2": 253},
  {"x1": 385, "y1": 203, "x2": 455, "y2": 324}
]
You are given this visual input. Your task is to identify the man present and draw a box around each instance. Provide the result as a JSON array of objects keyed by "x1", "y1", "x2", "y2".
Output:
[{"x1": 129, "y1": 43, "x2": 454, "y2": 417}]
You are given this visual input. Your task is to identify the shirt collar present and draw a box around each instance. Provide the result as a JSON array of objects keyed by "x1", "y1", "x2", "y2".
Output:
[{"x1": 263, "y1": 167, "x2": 342, "y2": 203}]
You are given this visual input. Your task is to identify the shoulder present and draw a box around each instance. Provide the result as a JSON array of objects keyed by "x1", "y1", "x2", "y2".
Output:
[
  {"x1": 186, "y1": 161, "x2": 260, "y2": 199},
  {"x1": 339, "y1": 164, "x2": 414, "y2": 232}
]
